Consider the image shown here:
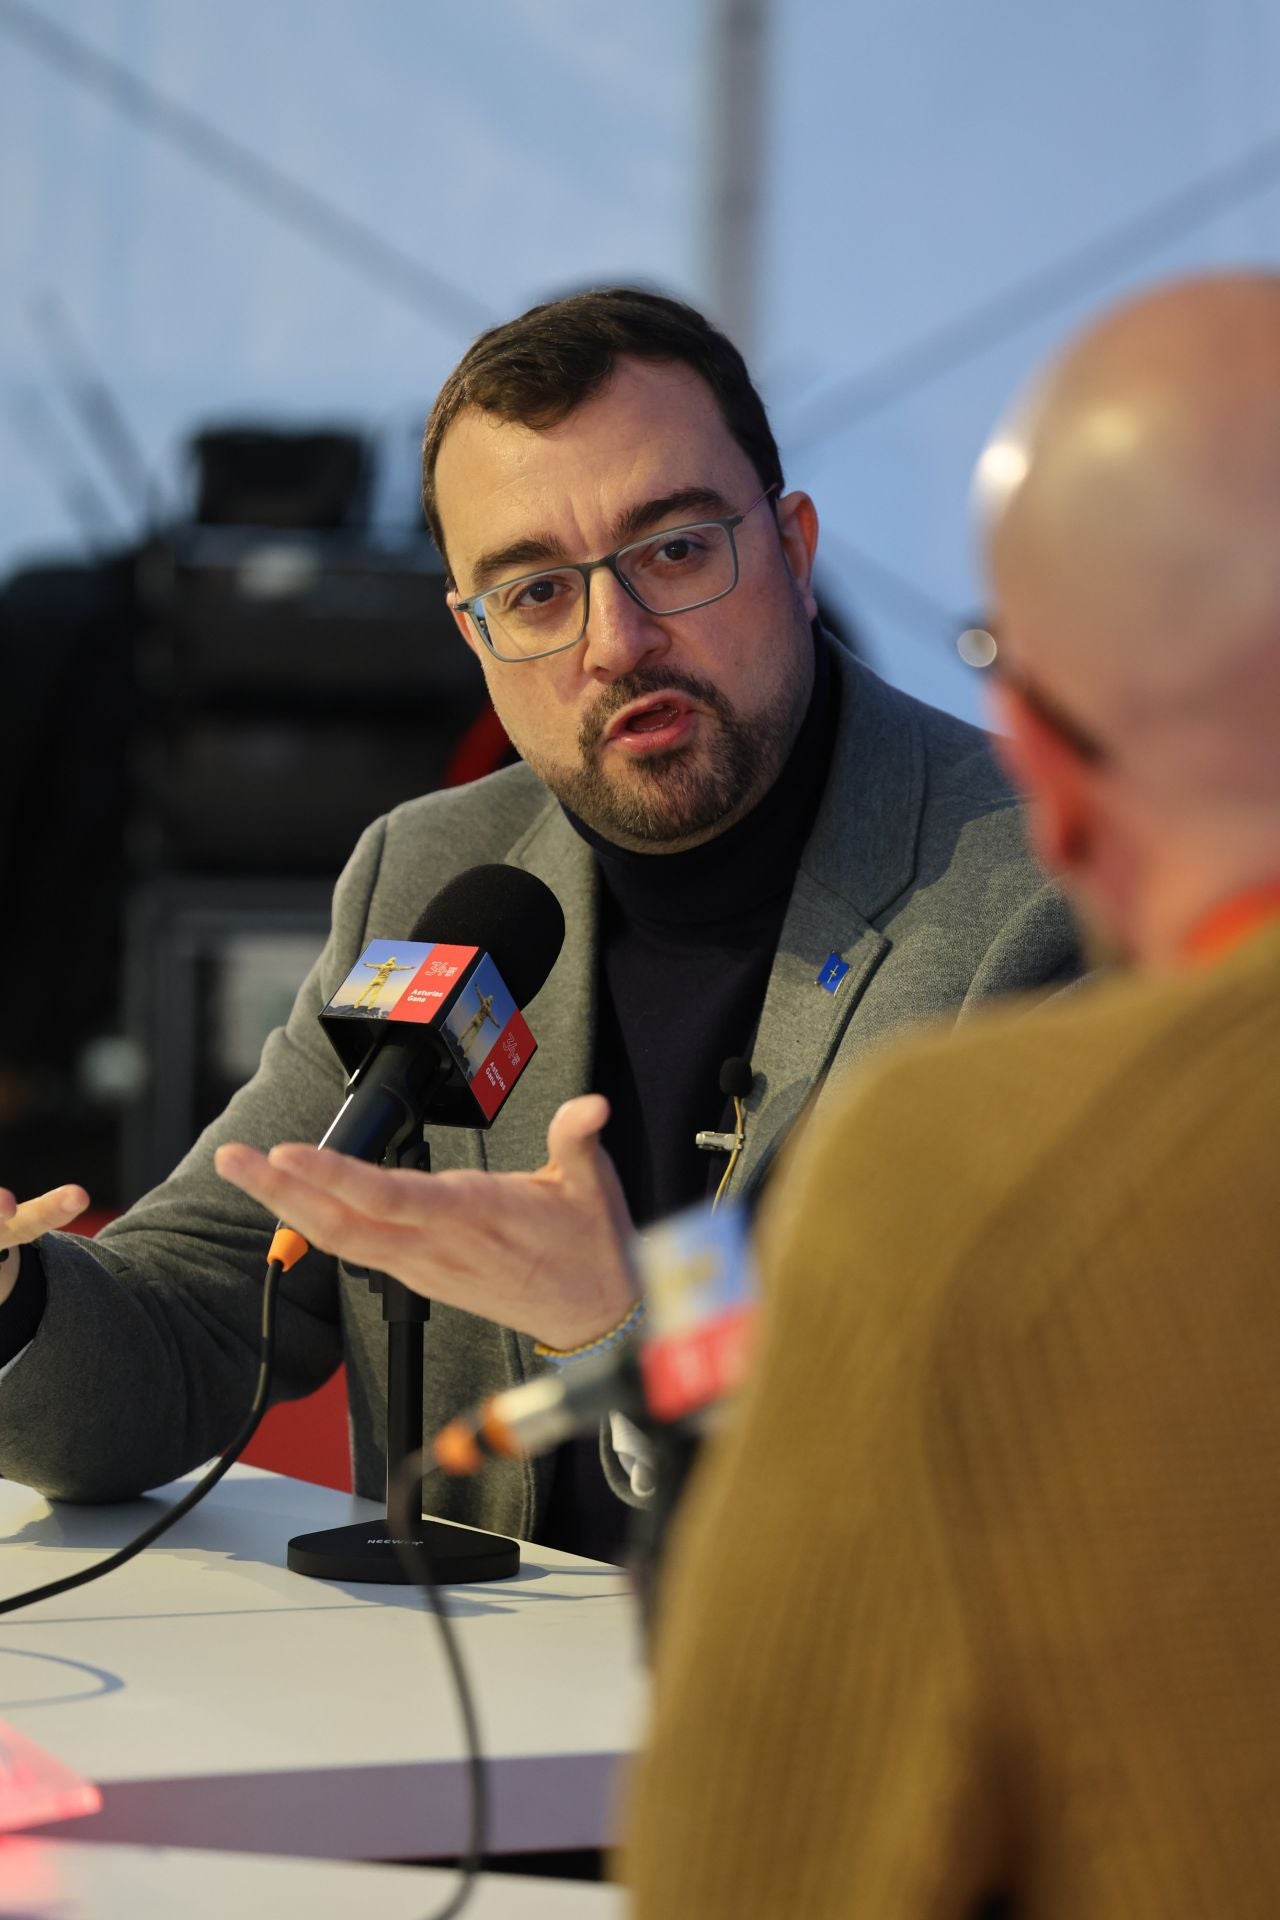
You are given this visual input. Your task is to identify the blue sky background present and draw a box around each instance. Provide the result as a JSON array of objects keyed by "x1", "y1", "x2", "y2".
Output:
[{"x1": 4, "y1": 0, "x2": 1279, "y2": 721}]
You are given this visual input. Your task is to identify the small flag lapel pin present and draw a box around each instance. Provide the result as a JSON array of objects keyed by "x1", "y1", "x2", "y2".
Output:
[{"x1": 817, "y1": 951, "x2": 850, "y2": 994}]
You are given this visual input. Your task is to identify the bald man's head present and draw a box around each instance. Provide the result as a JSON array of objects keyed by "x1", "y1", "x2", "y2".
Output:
[{"x1": 975, "y1": 273, "x2": 1280, "y2": 960}]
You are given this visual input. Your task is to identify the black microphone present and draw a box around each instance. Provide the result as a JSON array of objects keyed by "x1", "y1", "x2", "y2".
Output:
[
  {"x1": 315, "y1": 864, "x2": 565, "y2": 1167},
  {"x1": 434, "y1": 1342, "x2": 648, "y2": 1477},
  {"x1": 719, "y1": 1055, "x2": 753, "y2": 1101},
  {"x1": 284, "y1": 867, "x2": 564, "y2": 1591}
]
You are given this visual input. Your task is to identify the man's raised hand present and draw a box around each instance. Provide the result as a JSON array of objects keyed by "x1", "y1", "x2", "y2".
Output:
[
  {"x1": 0, "y1": 1185, "x2": 90, "y2": 1307},
  {"x1": 214, "y1": 1094, "x2": 638, "y2": 1352}
]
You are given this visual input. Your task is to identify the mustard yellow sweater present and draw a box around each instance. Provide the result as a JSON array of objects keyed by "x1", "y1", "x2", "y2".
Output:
[{"x1": 626, "y1": 924, "x2": 1280, "y2": 1918}]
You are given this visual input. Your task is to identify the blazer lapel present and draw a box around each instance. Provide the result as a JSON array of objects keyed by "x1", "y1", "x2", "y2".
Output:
[
  {"x1": 738, "y1": 883, "x2": 887, "y2": 1194},
  {"x1": 735, "y1": 645, "x2": 925, "y2": 1197}
]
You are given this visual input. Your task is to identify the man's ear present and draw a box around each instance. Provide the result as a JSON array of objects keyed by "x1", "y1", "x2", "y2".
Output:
[
  {"x1": 987, "y1": 679, "x2": 1097, "y2": 877},
  {"x1": 776, "y1": 490, "x2": 820, "y2": 620}
]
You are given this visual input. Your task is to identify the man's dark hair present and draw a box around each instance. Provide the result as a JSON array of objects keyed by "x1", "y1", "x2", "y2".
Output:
[{"x1": 421, "y1": 286, "x2": 784, "y2": 574}]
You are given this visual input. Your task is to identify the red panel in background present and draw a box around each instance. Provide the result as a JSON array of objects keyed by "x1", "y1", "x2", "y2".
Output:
[
  {"x1": 68, "y1": 1209, "x2": 120, "y2": 1239},
  {"x1": 68, "y1": 1212, "x2": 354, "y2": 1494},
  {"x1": 239, "y1": 1364, "x2": 352, "y2": 1492},
  {"x1": 441, "y1": 702, "x2": 512, "y2": 788}
]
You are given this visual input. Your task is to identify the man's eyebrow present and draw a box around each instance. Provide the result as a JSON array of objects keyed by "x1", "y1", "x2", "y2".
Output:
[
  {"x1": 465, "y1": 486, "x2": 736, "y2": 594},
  {"x1": 611, "y1": 486, "x2": 734, "y2": 544},
  {"x1": 468, "y1": 534, "x2": 568, "y2": 593}
]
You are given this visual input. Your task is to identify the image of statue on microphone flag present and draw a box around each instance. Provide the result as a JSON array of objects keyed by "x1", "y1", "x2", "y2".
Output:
[
  {"x1": 326, "y1": 940, "x2": 433, "y2": 1019},
  {"x1": 442, "y1": 957, "x2": 516, "y2": 1081},
  {"x1": 437, "y1": 953, "x2": 536, "y2": 1122}
]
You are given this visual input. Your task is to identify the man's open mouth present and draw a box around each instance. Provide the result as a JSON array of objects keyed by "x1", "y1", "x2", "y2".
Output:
[{"x1": 606, "y1": 695, "x2": 697, "y2": 747}]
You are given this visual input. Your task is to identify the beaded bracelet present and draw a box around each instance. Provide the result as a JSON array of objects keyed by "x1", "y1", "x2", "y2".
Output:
[{"x1": 533, "y1": 1297, "x2": 647, "y2": 1368}]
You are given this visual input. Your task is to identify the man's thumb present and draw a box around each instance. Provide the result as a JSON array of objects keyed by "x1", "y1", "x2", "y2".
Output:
[{"x1": 546, "y1": 1093, "x2": 612, "y2": 1172}]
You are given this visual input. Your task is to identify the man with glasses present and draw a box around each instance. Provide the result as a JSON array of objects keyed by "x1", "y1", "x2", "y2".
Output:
[{"x1": 0, "y1": 289, "x2": 1076, "y2": 1558}]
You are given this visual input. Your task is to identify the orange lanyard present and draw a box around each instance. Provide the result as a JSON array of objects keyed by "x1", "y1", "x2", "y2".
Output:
[{"x1": 1181, "y1": 881, "x2": 1280, "y2": 966}]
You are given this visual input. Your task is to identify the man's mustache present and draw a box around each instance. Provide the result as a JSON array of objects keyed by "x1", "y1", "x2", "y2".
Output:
[{"x1": 579, "y1": 668, "x2": 732, "y2": 755}]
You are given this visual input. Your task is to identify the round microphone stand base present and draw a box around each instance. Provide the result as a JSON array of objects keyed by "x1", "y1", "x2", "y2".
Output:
[{"x1": 286, "y1": 1517, "x2": 519, "y2": 1585}]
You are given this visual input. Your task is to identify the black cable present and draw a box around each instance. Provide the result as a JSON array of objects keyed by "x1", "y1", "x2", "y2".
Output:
[
  {"x1": 387, "y1": 1449, "x2": 488, "y2": 1920},
  {"x1": 787, "y1": 128, "x2": 1280, "y2": 456},
  {"x1": 0, "y1": 1258, "x2": 280, "y2": 1618},
  {"x1": 0, "y1": 0, "x2": 495, "y2": 340}
]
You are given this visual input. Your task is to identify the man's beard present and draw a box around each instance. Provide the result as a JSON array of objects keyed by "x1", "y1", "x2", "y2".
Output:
[{"x1": 518, "y1": 665, "x2": 803, "y2": 850}]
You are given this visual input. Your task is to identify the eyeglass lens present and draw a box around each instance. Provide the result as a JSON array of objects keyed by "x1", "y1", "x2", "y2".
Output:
[{"x1": 480, "y1": 521, "x2": 738, "y2": 658}]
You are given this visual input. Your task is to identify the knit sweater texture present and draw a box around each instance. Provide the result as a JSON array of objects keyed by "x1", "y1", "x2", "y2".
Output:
[{"x1": 626, "y1": 921, "x2": 1280, "y2": 1918}]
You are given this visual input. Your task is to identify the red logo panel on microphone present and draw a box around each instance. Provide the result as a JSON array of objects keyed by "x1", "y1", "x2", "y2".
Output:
[
  {"x1": 467, "y1": 1009, "x2": 537, "y2": 1121},
  {"x1": 633, "y1": 1203, "x2": 759, "y2": 1423},
  {"x1": 395, "y1": 945, "x2": 478, "y2": 1023}
]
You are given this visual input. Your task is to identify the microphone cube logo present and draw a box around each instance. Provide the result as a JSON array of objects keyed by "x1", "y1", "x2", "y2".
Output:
[
  {"x1": 440, "y1": 954, "x2": 534, "y2": 1121},
  {"x1": 325, "y1": 940, "x2": 479, "y2": 1023},
  {"x1": 635, "y1": 1202, "x2": 758, "y2": 1423},
  {"x1": 394, "y1": 945, "x2": 479, "y2": 1023},
  {"x1": 321, "y1": 938, "x2": 536, "y2": 1126}
]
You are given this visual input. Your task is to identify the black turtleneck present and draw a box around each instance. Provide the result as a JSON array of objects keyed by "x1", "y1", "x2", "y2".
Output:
[
  {"x1": 537, "y1": 631, "x2": 840, "y2": 1561},
  {"x1": 571, "y1": 630, "x2": 838, "y2": 1229}
]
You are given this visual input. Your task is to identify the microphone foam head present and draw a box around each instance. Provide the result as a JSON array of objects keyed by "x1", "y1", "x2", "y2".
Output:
[
  {"x1": 409, "y1": 865, "x2": 565, "y2": 1009},
  {"x1": 719, "y1": 1055, "x2": 753, "y2": 1098}
]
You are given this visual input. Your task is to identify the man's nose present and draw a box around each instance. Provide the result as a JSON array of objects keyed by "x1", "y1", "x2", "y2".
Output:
[{"x1": 579, "y1": 569, "x2": 671, "y2": 678}]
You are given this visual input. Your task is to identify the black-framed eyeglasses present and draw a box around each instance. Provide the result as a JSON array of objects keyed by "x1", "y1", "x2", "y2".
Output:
[
  {"x1": 957, "y1": 623, "x2": 1107, "y2": 766},
  {"x1": 450, "y1": 485, "x2": 779, "y2": 663}
]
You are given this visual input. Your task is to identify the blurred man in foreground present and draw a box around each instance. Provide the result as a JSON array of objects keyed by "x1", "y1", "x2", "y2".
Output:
[{"x1": 626, "y1": 274, "x2": 1280, "y2": 1915}]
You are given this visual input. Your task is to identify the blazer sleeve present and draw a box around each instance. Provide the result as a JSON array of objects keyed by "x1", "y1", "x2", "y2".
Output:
[{"x1": 0, "y1": 818, "x2": 387, "y2": 1503}]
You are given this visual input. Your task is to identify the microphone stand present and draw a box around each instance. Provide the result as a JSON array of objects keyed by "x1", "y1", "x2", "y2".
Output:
[{"x1": 286, "y1": 1131, "x2": 520, "y2": 1585}]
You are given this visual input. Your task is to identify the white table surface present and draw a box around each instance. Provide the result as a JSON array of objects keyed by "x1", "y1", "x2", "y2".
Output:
[
  {"x1": 0, "y1": 1467, "x2": 646, "y2": 1860},
  {"x1": 0, "y1": 1838, "x2": 626, "y2": 1918}
]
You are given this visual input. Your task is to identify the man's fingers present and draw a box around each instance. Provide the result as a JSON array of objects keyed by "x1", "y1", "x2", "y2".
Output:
[
  {"x1": 219, "y1": 1141, "x2": 471, "y2": 1235},
  {"x1": 0, "y1": 1184, "x2": 90, "y2": 1248},
  {"x1": 48, "y1": 1184, "x2": 90, "y2": 1216},
  {"x1": 545, "y1": 1094, "x2": 611, "y2": 1178},
  {"x1": 263, "y1": 1144, "x2": 482, "y2": 1231},
  {"x1": 216, "y1": 1144, "x2": 416, "y2": 1269},
  {"x1": 266, "y1": 1144, "x2": 426, "y2": 1215},
  {"x1": 272, "y1": 1147, "x2": 526, "y2": 1245},
  {"x1": 216, "y1": 1144, "x2": 318, "y2": 1223},
  {"x1": 213, "y1": 1143, "x2": 268, "y2": 1196}
]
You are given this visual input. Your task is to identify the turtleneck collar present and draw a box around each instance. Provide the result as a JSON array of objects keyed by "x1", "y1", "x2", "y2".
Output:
[{"x1": 563, "y1": 627, "x2": 839, "y2": 930}]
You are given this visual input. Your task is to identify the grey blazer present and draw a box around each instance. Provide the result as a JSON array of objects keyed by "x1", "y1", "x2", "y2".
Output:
[{"x1": 0, "y1": 647, "x2": 1077, "y2": 1531}]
